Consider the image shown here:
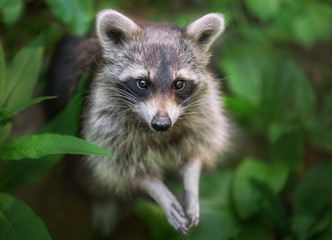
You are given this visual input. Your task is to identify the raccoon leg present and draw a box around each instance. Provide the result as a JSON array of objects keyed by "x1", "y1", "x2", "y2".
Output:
[
  {"x1": 183, "y1": 158, "x2": 202, "y2": 227},
  {"x1": 140, "y1": 179, "x2": 189, "y2": 235}
]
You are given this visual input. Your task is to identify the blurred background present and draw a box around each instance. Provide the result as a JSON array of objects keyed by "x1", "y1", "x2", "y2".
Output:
[{"x1": 0, "y1": 0, "x2": 332, "y2": 240}]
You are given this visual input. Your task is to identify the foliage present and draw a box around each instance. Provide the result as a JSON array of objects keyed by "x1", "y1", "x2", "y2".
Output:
[
  {"x1": 0, "y1": 192, "x2": 52, "y2": 240},
  {"x1": 1, "y1": 0, "x2": 332, "y2": 239},
  {"x1": 0, "y1": 31, "x2": 114, "y2": 238}
]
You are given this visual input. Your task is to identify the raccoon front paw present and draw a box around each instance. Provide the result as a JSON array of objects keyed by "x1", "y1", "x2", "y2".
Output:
[
  {"x1": 184, "y1": 193, "x2": 200, "y2": 227},
  {"x1": 165, "y1": 197, "x2": 189, "y2": 235}
]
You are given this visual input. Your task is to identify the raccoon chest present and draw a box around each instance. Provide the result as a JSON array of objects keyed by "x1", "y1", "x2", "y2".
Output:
[{"x1": 140, "y1": 144, "x2": 182, "y2": 174}]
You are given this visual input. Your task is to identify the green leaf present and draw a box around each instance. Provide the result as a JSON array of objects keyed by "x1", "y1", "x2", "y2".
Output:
[
  {"x1": 135, "y1": 201, "x2": 181, "y2": 240},
  {"x1": 46, "y1": 0, "x2": 94, "y2": 35},
  {"x1": 292, "y1": 15, "x2": 317, "y2": 48},
  {"x1": 0, "y1": 44, "x2": 5, "y2": 106},
  {"x1": 188, "y1": 208, "x2": 239, "y2": 240},
  {"x1": 260, "y1": 57, "x2": 295, "y2": 125},
  {"x1": 269, "y1": 130, "x2": 304, "y2": 170},
  {"x1": 268, "y1": 122, "x2": 297, "y2": 144},
  {"x1": 291, "y1": 162, "x2": 332, "y2": 240},
  {"x1": 251, "y1": 179, "x2": 289, "y2": 234},
  {"x1": 220, "y1": 44, "x2": 266, "y2": 106},
  {"x1": 0, "y1": 75, "x2": 88, "y2": 191},
  {"x1": 0, "y1": 96, "x2": 56, "y2": 125},
  {"x1": 245, "y1": 0, "x2": 281, "y2": 21},
  {"x1": 0, "y1": 133, "x2": 115, "y2": 160},
  {"x1": 292, "y1": 162, "x2": 332, "y2": 216},
  {"x1": 2, "y1": 35, "x2": 44, "y2": 107},
  {"x1": 233, "y1": 158, "x2": 289, "y2": 219},
  {"x1": 236, "y1": 221, "x2": 274, "y2": 240},
  {"x1": 0, "y1": 155, "x2": 61, "y2": 191},
  {"x1": 0, "y1": 192, "x2": 52, "y2": 240},
  {"x1": 320, "y1": 94, "x2": 332, "y2": 125},
  {"x1": 309, "y1": 128, "x2": 332, "y2": 154},
  {"x1": 292, "y1": 62, "x2": 317, "y2": 127},
  {"x1": 0, "y1": 0, "x2": 23, "y2": 25},
  {"x1": 292, "y1": 214, "x2": 331, "y2": 240},
  {"x1": 223, "y1": 96, "x2": 257, "y2": 119},
  {"x1": 292, "y1": 2, "x2": 332, "y2": 47},
  {"x1": 315, "y1": 223, "x2": 332, "y2": 240},
  {"x1": 199, "y1": 169, "x2": 233, "y2": 209},
  {"x1": 0, "y1": 122, "x2": 11, "y2": 144}
]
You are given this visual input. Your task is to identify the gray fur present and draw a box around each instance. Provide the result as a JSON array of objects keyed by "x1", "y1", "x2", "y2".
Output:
[{"x1": 79, "y1": 9, "x2": 230, "y2": 235}]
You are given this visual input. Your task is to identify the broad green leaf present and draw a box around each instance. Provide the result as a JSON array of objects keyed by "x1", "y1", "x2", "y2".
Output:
[
  {"x1": 315, "y1": 223, "x2": 332, "y2": 240},
  {"x1": 0, "y1": 96, "x2": 56, "y2": 125},
  {"x1": 233, "y1": 158, "x2": 289, "y2": 219},
  {"x1": 135, "y1": 201, "x2": 181, "y2": 240},
  {"x1": 236, "y1": 221, "x2": 273, "y2": 240},
  {"x1": 0, "y1": 133, "x2": 115, "y2": 160},
  {"x1": 292, "y1": 2, "x2": 332, "y2": 47},
  {"x1": 0, "y1": 44, "x2": 5, "y2": 105},
  {"x1": 306, "y1": 93, "x2": 332, "y2": 153},
  {"x1": 0, "y1": 75, "x2": 87, "y2": 191},
  {"x1": 0, "y1": 192, "x2": 51, "y2": 240},
  {"x1": 260, "y1": 57, "x2": 295, "y2": 125},
  {"x1": 291, "y1": 62, "x2": 317, "y2": 127},
  {"x1": 320, "y1": 94, "x2": 332, "y2": 125},
  {"x1": 269, "y1": 131, "x2": 304, "y2": 170},
  {"x1": 0, "y1": 0, "x2": 23, "y2": 25},
  {"x1": 292, "y1": 214, "x2": 331, "y2": 240},
  {"x1": 292, "y1": 15, "x2": 317, "y2": 47},
  {"x1": 223, "y1": 96, "x2": 257, "y2": 119},
  {"x1": 245, "y1": 0, "x2": 281, "y2": 21},
  {"x1": 310, "y1": 128, "x2": 332, "y2": 154},
  {"x1": 292, "y1": 162, "x2": 332, "y2": 216},
  {"x1": 308, "y1": 2, "x2": 332, "y2": 42},
  {"x1": 2, "y1": 36, "x2": 44, "y2": 107},
  {"x1": 292, "y1": 215, "x2": 316, "y2": 240},
  {"x1": 199, "y1": 169, "x2": 233, "y2": 209},
  {"x1": 0, "y1": 154, "x2": 61, "y2": 191},
  {"x1": 268, "y1": 122, "x2": 297, "y2": 144},
  {"x1": 220, "y1": 44, "x2": 266, "y2": 105},
  {"x1": 251, "y1": 179, "x2": 289, "y2": 234},
  {"x1": 46, "y1": 0, "x2": 94, "y2": 35},
  {"x1": 0, "y1": 122, "x2": 11, "y2": 144},
  {"x1": 291, "y1": 163, "x2": 332, "y2": 240},
  {"x1": 188, "y1": 208, "x2": 239, "y2": 240}
]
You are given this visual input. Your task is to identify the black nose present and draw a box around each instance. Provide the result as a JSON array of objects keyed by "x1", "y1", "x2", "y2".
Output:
[{"x1": 151, "y1": 115, "x2": 172, "y2": 132}]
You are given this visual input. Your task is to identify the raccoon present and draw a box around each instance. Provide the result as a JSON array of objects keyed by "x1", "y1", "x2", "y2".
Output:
[{"x1": 50, "y1": 9, "x2": 230, "y2": 236}]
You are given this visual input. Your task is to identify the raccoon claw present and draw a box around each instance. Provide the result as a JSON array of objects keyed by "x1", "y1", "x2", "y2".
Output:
[
  {"x1": 165, "y1": 199, "x2": 189, "y2": 235},
  {"x1": 184, "y1": 194, "x2": 200, "y2": 228}
]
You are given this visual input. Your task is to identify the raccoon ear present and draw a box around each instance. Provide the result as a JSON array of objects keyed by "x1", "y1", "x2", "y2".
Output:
[
  {"x1": 96, "y1": 9, "x2": 140, "y2": 50},
  {"x1": 185, "y1": 13, "x2": 225, "y2": 52}
]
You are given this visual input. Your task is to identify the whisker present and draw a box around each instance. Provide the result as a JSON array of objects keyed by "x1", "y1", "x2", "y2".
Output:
[
  {"x1": 179, "y1": 88, "x2": 206, "y2": 108},
  {"x1": 114, "y1": 81, "x2": 141, "y2": 102},
  {"x1": 107, "y1": 87, "x2": 140, "y2": 104}
]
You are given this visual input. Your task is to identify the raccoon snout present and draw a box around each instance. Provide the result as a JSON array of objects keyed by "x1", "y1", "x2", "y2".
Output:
[{"x1": 151, "y1": 114, "x2": 172, "y2": 132}]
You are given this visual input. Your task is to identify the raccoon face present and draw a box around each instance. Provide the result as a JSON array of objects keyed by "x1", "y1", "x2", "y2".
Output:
[
  {"x1": 96, "y1": 10, "x2": 225, "y2": 132},
  {"x1": 113, "y1": 57, "x2": 199, "y2": 132},
  {"x1": 117, "y1": 76, "x2": 198, "y2": 132}
]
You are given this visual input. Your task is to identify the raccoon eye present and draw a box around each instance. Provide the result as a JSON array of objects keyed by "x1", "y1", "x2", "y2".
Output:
[
  {"x1": 174, "y1": 80, "x2": 185, "y2": 90},
  {"x1": 137, "y1": 79, "x2": 148, "y2": 89}
]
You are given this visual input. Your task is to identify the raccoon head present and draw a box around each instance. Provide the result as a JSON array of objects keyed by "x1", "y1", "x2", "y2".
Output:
[{"x1": 96, "y1": 10, "x2": 225, "y2": 132}]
